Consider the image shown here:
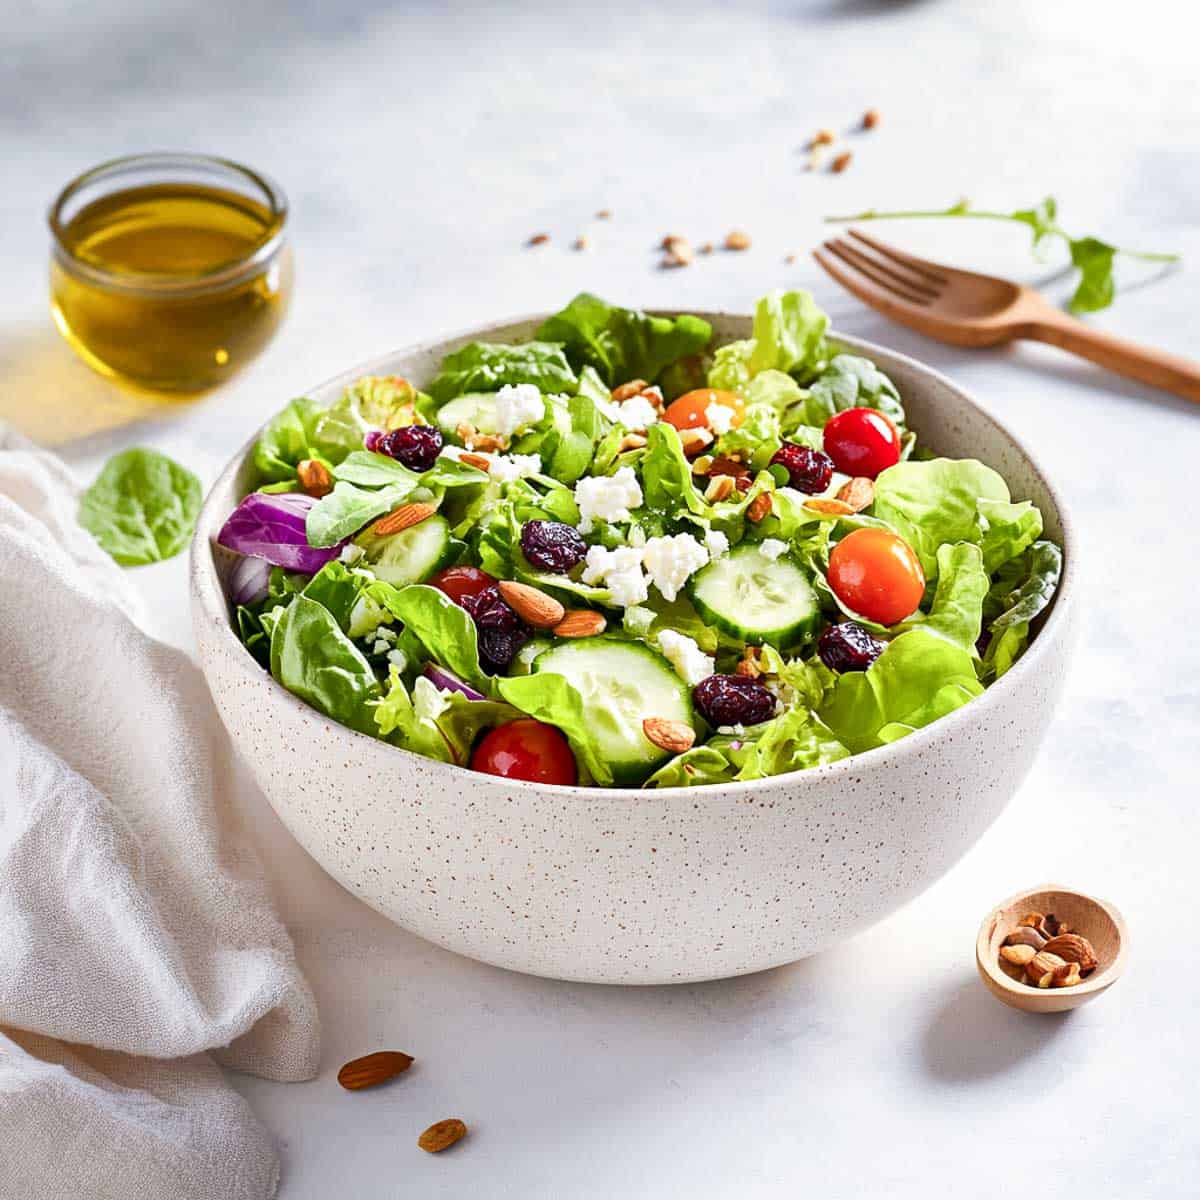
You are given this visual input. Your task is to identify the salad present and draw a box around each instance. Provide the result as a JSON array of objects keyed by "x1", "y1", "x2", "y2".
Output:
[{"x1": 219, "y1": 290, "x2": 1062, "y2": 788}]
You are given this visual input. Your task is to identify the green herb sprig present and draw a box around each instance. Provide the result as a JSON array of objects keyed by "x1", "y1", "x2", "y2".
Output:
[{"x1": 825, "y1": 197, "x2": 1179, "y2": 314}]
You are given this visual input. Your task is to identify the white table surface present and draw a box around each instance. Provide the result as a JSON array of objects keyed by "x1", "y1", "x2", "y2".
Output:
[{"x1": 5, "y1": 1, "x2": 1198, "y2": 1195}]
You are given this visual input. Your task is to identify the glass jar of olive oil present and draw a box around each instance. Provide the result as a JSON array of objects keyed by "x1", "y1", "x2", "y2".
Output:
[{"x1": 49, "y1": 153, "x2": 292, "y2": 393}]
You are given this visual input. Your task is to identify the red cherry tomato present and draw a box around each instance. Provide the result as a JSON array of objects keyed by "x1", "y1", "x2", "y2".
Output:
[
  {"x1": 664, "y1": 388, "x2": 745, "y2": 432},
  {"x1": 828, "y1": 528, "x2": 925, "y2": 626},
  {"x1": 470, "y1": 719, "x2": 578, "y2": 785},
  {"x1": 429, "y1": 565, "x2": 496, "y2": 607},
  {"x1": 823, "y1": 407, "x2": 902, "y2": 478}
]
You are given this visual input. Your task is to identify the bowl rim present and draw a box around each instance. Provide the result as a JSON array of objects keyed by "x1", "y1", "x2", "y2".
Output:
[{"x1": 191, "y1": 308, "x2": 1076, "y2": 799}]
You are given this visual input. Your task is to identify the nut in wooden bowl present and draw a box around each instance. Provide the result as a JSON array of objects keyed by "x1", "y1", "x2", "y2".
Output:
[{"x1": 976, "y1": 884, "x2": 1128, "y2": 1013}]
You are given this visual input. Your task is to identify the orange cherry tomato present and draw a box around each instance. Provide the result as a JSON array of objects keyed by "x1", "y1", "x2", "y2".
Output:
[
  {"x1": 663, "y1": 389, "x2": 745, "y2": 432},
  {"x1": 827, "y1": 528, "x2": 925, "y2": 626}
]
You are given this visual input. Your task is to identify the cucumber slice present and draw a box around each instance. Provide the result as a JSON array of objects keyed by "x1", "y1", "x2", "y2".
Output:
[
  {"x1": 511, "y1": 637, "x2": 552, "y2": 676},
  {"x1": 354, "y1": 514, "x2": 452, "y2": 585},
  {"x1": 690, "y1": 542, "x2": 819, "y2": 646},
  {"x1": 533, "y1": 638, "x2": 693, "y2": 784}
]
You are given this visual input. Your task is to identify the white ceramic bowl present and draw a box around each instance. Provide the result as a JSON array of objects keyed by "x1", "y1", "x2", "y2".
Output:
[{"x1": 191, "y1": 313, "x2": 1077, "y2": 984}]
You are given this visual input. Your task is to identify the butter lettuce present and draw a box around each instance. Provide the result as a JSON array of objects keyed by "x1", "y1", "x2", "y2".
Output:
[
  {"x1": 536, "y1": 293, "x2": 711, "y2": 387},
  {"x1": 897, "y1": 542, "x2": 989, "y2": 653},
  {"x1": 803, "y1": 354, "x2": 906, "y2": 431},
  {"x1": 709, "y1": 289, "x2": 829, "y2": 390},
  {"x1": 498, "y1": 672, "x2": 612, "y2": 784},
  {"x1": 429, "y1": 341, "x2": 576, "y2": 403}
]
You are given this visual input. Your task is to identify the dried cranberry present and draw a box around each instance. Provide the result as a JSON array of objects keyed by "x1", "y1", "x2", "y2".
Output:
[
  {"x1": 818, "y1": 622, "x2": 885, "y2": 673},
  {"x1": 375, "y1": 425, "x2": 443, "y2": 472},
  {"x1": 461, "y1": 586, "x2": 530, "y2": 673},
  {"x1": 692, "y1": 674, "x2": 777, "y2": 727},
  {"x1": 520, "y1": 520, "x2": 587, "y2": 573},
  {"x1": 364, "y1": 430, "x2": 384, "y2": 452},
  {"x1": 769, "y1": 444, "x2": 834, "y2": 494}
]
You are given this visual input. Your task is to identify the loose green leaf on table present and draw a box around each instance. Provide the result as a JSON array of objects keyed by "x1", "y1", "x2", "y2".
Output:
[{"x1": 78, "y1": 447, "x2": 201, "y2": 566}]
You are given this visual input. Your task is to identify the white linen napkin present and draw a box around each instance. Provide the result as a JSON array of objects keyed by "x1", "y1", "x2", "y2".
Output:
[{"x1": 0, "y1": 426, "x2": 319, "y2": 1199}]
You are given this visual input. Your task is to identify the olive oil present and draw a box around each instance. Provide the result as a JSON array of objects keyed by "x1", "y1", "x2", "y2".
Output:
[{"x1": 51, "y1": 179, "x2": 291, "y2": 393}]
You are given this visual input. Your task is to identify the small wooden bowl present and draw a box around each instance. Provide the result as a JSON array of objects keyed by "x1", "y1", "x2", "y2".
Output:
[{"x1": 976, "y1": 884, "x2": 1129, "y2": 1013}]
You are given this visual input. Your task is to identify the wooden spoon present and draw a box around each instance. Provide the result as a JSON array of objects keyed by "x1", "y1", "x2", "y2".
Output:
[
  {"x1": 976, "y1": 884, "x2": 1129, "y2": 1014},
  {"x1": 813, "y1": 229, "x2": 1200, "y2": 404}
]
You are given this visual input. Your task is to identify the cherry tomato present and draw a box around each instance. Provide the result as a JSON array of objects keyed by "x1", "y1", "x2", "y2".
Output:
[
  {"x1": 429, "y1": 565, "x2": 496, "y2": 607},
  {"x1": 664, "y1": 389, "x2": 745, "y2": 432},
  {"x1": 823, "y1": 407, "x2": 902, "y2": 478},
  {"x1": 828, "y1": 528, "x2": 925, "y2": 626},
  {"x1": 470, "y1": 719, "x2": 578, "y2": 785}
]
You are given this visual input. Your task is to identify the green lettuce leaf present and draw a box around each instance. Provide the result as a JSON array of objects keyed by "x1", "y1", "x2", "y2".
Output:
[
  {"x1": 78, "y1": 447, "x2": 201, "y2": 566},
  {"x1": 708, "y1": 290, "x2": 830, "y2": 392},
  {"x1": 313, "y1": 376, "x2": 426, "y2": 455},
  {"x1": 896, "y1": 542, "x2": 988, "y2": 653},
  {"x1": 269, "y1": 595, "x2": 381, "y2": 734},
  {"x1": 429, "y1": 341, "x2": 576, "y2": 403},
  {"x1": 645, "y1": 745, "x2": 738, "y2": 788},
  {"x1": 802, "y1": 354, "x2": 906, "y2": 431},
  {"x1": 497, "y1": 672, "x2": 612, "y2": 784},
  {"x1": 818, "y1": 628, "x2": 983, "y2": 754},
  {"x1": 253, "y1": 397, "x2": 326, "y2": 482},
  {"x1": 977, "y1": 497, "x2": 1043, "y2": 573},
  {"x1": 535, "y1": 293, "x2": 711, "y2": 387},
  {"x1": 305, "y1": 481, "x2": 421, "y2": 548}
]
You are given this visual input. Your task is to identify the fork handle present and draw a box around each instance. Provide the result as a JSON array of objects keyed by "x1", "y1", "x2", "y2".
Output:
[{"x1": 1024, "y1": 311, "x2": 1200, "y2": 404}]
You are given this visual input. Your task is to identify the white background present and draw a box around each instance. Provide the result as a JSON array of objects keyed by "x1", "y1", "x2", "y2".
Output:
[{"x1": 3, "y1": 1, "x2": 1198, "y2": 1195}]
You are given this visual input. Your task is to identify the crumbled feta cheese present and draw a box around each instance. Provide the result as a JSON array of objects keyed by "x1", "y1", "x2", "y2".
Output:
[
  {"x1": 641, "y1": 532, "x2": 709, "y2": 602},
  {"x1": 717, "y1": 723, "x2": 748, "y2": 736},
  {"x1": 656, "y1": 629, "x2": 716, "y2": 686},
  {"x1": 581, "y1": 544, "x2": 649, "y2": 607},
  {"x1": 412, "y1": 674, "x2": 450, "y2": 723},
  {"x1": 373, "y1": 624, "x2": 397, "y2": 643},
  {"x1": 493, "y1": 383, "x2": 545, "y2": 440},
  {"x1": 623, "y1": 605, "x2": 657, "y2": 637},
  {"x1": 488, "y1": 453, "x2": 542, "y2": 483},
  {"x1": 758, "y1": 538, "x2": 788, "y2": 561},
  {"x1": 616, "y1": 394, "x2": 660, "y2": 431},
  {"x1": 386, "y1": 647, "x2": 408, "y2": 673},
  {"x1": 703, "y1": 529, "x2": 730, "y2": 559},
  {"x1": 705, "y1": 401, "x2": 737, "y2": 435},
  {"x1": 574, "y1": 466, "x2": 643, "y2": 533},
  {"x1": 338, "y1": 543, "x2": 365, "y2": 565}
]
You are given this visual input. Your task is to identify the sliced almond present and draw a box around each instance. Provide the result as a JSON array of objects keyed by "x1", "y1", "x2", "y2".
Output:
[
  {"x1": 835, "y1": 476, "x2": 875, "y2": 513},
  {"x1": 724, "y1": 230, "x2": 752, "y2": 251},
  {"x1": 611, "y1": 379, "x2": 651, "y2": 404},
  {"x1": 297, "y1": 458, "x2": 333, "y2": 498},
  {"x1": 619, "y1": 433, "x2": 648, "y2": 452},
  {"x1": 418, "y1": 1118, "x2": 467, "y2": 1153},
  {"x1": 455, "y1": 422, "x2": 477, "y2": 442},
  {"x1": 734, "y1": 646, "x2": 762, "y2": 678},
  {"x1": 468, "y1": 432, "x2": 506, "y2": 452},
  {"x1": 803, "y1": 497, "x2": 855, "y2": 517},
  {"x1": 337, "y1": 1050, "x2": 414, "y2": 1091},
  {"x1": 498, "y1": 581, "x2": 565, "y2": 629},
  {"x1": 662, "y1": 237, "x2": 695, "y2": 268},
  {"x1": 553, "y1": 610, "x2": 607, "y2": 638},
  {"x1": 690, "y1": 454, "x2": 715, "y2": 477},
  {"x1": 642, "y1": 717, "x2": 696, "y2": 754},
  {"x1": 831, "y1": 151, "x2": 853, "y2": 174},
  {"x1": 458, "y1": 451, "x2": 493, "y2": 472},
  {"x1": 709, "y1": 456, "x2": 750, "y2": 479},
  {"x1": 704, "y1": 475, "x2": 734, "y2": 503},
  {"x1": 373, "y1": 502, "x2": 437, "y2": 536},
  {"x1": 746, "y1": 491, "x2": 774, "y2": 523},
  {"x1": 679, "y1": 428, "x2": 714, "y2": 458}
]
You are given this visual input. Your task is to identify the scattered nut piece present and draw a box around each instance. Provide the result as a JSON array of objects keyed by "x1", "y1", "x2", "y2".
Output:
[
  {"x1": 704, "y1": 475, "x2": 735, "y2": 503},
  {"x1": 553, "y1": 610, "x2": 607, "y2": 638},
  {"x1": 836, "y1": 476, "x2": 875, "y2": 512},
  {"x1": 456, "y1": 422, "x2": 477, "y2": 442},
  {"x1": 691, "y1": 454, "x2": 715, "y2": 477},
  {"x1": 595, "y1": 208, "x2": 611, "y2": 220},
  {"x1": 862, "y1": 108, "x2": 880, "y2": 130},
  {"x1": 805, "y1": 148, "x2": 825, "y2": 172},
  {"x1": 746, "y1": 491, "x2": 774, "y2": 523},
  {"x1": 724, "y1": 230, "x2": 752, "y2": 252},
  {"x1": 467, "y1": 432, "x2": 505, "y2": 453},
  {"x1": 803, "y1": 497, "x2": 855, "y2": 516},
  {"x1": 999, "y1": 944, "x2": 1037, "y2": 967},
  {"x1": 1003, "y1": 927, "x2": 1047, "y2": 950},
  {"x1": 418, "y1": 1118, "x2": 467, "y2": 1154},
  {"x1": 1051, "y1": 961, "x2": 1081, "y2": 988},
  {"x1": 611, "y1": 379, "x2": 651, "y2": 404},
  {"x1": 811, "y1": 129, "x2": 835, "y2": 147},
  {"x1": 709, "y1": 456, "x2": 750, "y2": 479},
  {"x1": 662, "y1": 237, "x2": 695, "y2": 268},
  {"x1": 699, "y1": 242, "x2": 714, "y2": 255},
  {"x1": 373, "y1": 502, "x2": 437, "y2": 536},
  {"x1": 498, "y1": 581, "x2": 566, "y2": 629},
  {"x1": 661, "y1": 233, "x2": 685, "y2": 250},
  {"x1": 679, "y1": 428, "x2": 714, "y2": 457},
  {"x1": 734, "y1": 476, "x2": 752, "y2": 493},
  {"x1": 1019, "y1": 912, "x2": 1063, "y2": 938},
  {"x1": 735, "y1": 646, "x2": 763, "y2": 679},
  {"x1": 337, "y1": 1051, "x2": 414, "y2": 1091},
  {"x1": 1042, "y1": 934, "x2": 1098, "y2": 976},
  {"x1": 458, "y1": 451, "x2": 493, "y2": 472},
  {"x1": 1026, "y1": 951, "x2": 1068, "y2": 989},
  {"x1": 642, "y1": 717, "x2": 696, "y2": 754},
  {"x1": 618, "y1": 433, "x2": 648, "y2": 452},
  {"x1": 297, "y1": 458, "x2": 333, "y2": 498},
  {"x1": 527, "y1": 232, "x2": 550, "y2": 246},
  {"x1": 831, "y1": 151, "x2": 853, "y2": 174},
  {"x1": 784, "y1": 253, "x2": 797, "y2": 265},
  {"x1": 572, "y1": 235, "x2": 588, "y2": 251}
]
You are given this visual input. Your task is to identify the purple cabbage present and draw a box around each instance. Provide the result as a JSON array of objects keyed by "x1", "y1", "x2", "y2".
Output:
[
  {"x1": 217, "y1": 492, "x2": 344, "y2": 574},
  {"x1": 423, "y1": 663, "x2": 486, "y2": 701},
  {"x1": 229, "y1": 554, "x2": 272, "y2": 606}
]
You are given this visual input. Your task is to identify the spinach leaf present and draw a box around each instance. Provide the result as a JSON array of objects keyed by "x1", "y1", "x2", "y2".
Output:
[
  {"x1": 78, "y1": 447, "x2": 201, "y2": 566},
  {"x1": 535, "y1": 293, "x2": 712, "y2": 387},
  {"x1": 305, "y1": 481, "x2": 419, "y2": 548}
]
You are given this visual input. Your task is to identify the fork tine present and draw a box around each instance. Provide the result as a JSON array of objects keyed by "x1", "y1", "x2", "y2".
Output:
[
  {"x1": 846, "y1": 228, "x2": 950, "y2": 285},
  {"x1": 825, "y1": 237, "x2": 940, "y2": 302},
  {"x1": 822, "y1": 239, "x2": 933, "y2": 307},
  {"x1": 812, "y1": 246, "x2": 930, "y2": 322}
]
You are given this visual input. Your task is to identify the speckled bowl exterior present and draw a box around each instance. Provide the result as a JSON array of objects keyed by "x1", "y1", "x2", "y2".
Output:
[{"x1": 190, "y1": 313, "x2": 1077, "y2": 984}]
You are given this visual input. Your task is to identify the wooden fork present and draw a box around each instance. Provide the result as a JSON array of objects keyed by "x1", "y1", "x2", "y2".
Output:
[{"x1": 813, "y1": 229, "x2": 1200, "y2": 404}]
